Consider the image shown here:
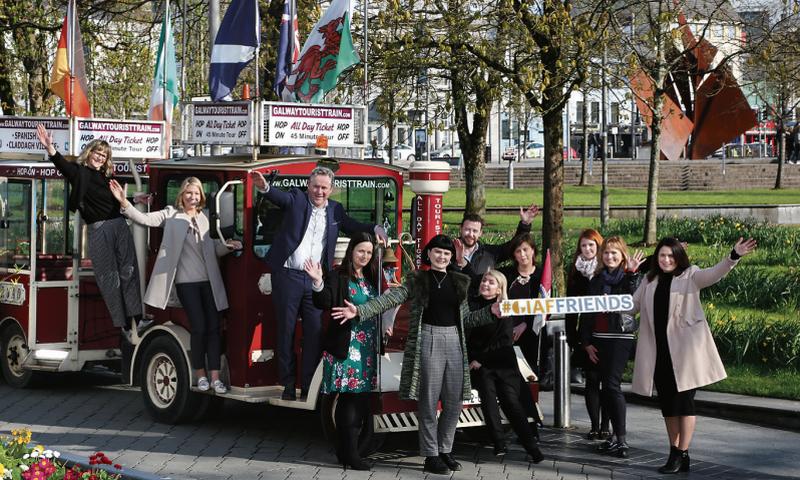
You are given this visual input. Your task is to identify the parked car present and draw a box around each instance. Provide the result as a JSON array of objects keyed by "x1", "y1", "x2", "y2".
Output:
[
  {"x1": 525, "y1": 142, "x2": 544, "y2": 158},
  {"x1": 365, "y1": 143, "x2": 416, "y2": 164},
  {"x1": 429, "y1": 142, "x2": 461, "y2": 160},
  {"x1": 391, "y1": 143, "x2": 416, "y2": 163},
  {"x1": 563, "y1": 146, "x2": 578, "y2": 160}
]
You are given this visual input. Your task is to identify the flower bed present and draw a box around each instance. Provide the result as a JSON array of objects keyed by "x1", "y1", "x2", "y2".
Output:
[{"x1": 1, "y1": 429, "x2": 124, "y2": 480}]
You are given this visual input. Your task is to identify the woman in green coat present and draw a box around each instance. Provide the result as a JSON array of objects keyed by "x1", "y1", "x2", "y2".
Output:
[{"x1": 333, "y1": 235, "x2": 504, "y2": 474}]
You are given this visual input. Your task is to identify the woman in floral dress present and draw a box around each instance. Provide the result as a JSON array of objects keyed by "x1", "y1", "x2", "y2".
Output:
[{"x1": 304, "y1": 232, "x2": 379, "y2": 470}]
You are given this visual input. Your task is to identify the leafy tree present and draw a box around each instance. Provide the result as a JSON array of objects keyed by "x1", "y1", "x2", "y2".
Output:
[
  {"x1": 462, "y1": 0, "x2": 603, "y2": 290},
  {"x1": 741, "y1": 8, "x2": 800, "y2": 189}
]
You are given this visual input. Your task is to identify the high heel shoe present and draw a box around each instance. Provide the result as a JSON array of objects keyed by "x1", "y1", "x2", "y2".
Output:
[
  {"x1": 339, "y1": 427, "x2": 370, "y2": 471},
  {"x1": 658, "y1": 446, "x2": 689, "y2": 474}
]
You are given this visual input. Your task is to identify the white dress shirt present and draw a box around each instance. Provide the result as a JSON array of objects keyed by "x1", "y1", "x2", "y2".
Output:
[{"x1": 284, "y1": 201, "x2": 327, "y2": 270}]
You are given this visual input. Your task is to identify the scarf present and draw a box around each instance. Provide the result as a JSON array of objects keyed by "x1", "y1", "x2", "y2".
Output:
[
  {"x1": 599, "y1": 267, "x2": 625, "y2": 294},
  {"x1": 575, "y1": 255, "x2": 597, "y2": 280}
]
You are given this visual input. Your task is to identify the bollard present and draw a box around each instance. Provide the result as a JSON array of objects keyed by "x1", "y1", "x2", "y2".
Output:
[
  {"x1": 553, "y1": 328, "x2": 571, "y2": 428},
  {"x1": 508, "y1": 160, "x2": 514, "y2": 189}
]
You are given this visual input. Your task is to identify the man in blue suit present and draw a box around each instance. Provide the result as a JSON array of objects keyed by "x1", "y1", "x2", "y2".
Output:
[{"x1": 250, "y1": 167, "x2": 387, "y2": 400}]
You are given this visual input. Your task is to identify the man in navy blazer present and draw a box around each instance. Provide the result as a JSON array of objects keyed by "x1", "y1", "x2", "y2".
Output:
[{"x1": 250, "y1": 167, "x2": 387, "y2": 400}]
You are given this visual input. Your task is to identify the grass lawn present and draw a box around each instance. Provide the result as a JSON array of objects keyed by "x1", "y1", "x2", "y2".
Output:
[
  {"x1": 403, "y1": 186, "x2": 800, "y2": 209},
  {"x1": 703, "y1": 365, "x2": 800, "y2": 400}
]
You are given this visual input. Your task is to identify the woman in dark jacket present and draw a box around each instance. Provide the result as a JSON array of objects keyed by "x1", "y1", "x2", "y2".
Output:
[
  {"x1": 498, "y1": 234, "x2": 543, "y2": 374},
  {"x1": 332, "y1": 234, "x2": 505, "y2": 474},
  {"x1": 467, "y1": 270, "x2": 543, "y2": 461},
  {"x1": 304, "y1": 232, "x2": 380, "y2": 471},
  {"x1": 580, "y1": 236, "x2": 644, "y2": 458},
  {"x1": 566, "y1": 228, "x2": 609, "y2": 440},
  {"x1": 36, "y1": 124, "x2": 144, "y2": 339}
]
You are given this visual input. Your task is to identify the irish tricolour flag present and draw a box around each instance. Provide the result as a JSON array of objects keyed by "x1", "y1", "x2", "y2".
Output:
[
  {"x1": 283, "y1": 0, "x2": 360, "y2": 103},
  {"x1": 148, "y1": 2, "x2": 179, "y2": 135}
]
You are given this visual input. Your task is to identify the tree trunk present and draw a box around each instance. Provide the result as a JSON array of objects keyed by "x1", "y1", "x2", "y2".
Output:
[
  {"x1": 775, "y1": 129, "x2": 784, "y2": 189},
  {"x1": 643, "y1": 94, "x2": 665, "y2": 245},
  {"x1": 541, "y1": 106, "x2": 565, "y2": 293},
  {"x1": 580, "y1": 90, "x2": 589, "y2": 186},
  {"x1": 0, "y1": 41, "x2": 16, "y2": 115}
]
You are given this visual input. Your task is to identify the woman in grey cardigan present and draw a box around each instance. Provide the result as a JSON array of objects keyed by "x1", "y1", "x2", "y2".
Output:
[
  {"x1": 332, "y1": 235, "x2": 510, "y2": 474},
  {"x1": 110, "y1": 177, "x2": 241, "y2": 394}
]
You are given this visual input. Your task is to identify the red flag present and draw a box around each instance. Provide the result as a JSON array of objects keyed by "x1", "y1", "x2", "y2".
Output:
[
  {"x1": 49, "y1": 0, "x2": 91, "y2": 117},
  {"x1": 533, "y1": 249, "x2": 552, "y2": 334}
]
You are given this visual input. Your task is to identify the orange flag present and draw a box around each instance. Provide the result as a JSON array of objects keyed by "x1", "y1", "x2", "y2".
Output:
[{"x1": 49, "y1": 0, "x2": 91, "y2": 117}]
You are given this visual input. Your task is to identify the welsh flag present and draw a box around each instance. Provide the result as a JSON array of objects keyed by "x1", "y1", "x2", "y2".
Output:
[
  {"x1": 49, "y1": 0, "x2": 91, "y2": 117},
  {"x1": 284, "y1": 0, "x2": 360, "y2": 103},
  {"x1": 148, "y1": 3, "x2": 179, "y2": 137},
  {"x1": 532, "y1": 249, "x2": 552, "y2": 335}
]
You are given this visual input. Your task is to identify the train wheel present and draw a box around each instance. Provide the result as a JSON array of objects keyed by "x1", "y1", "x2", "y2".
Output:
[
  {"x1": 140, "y1": 336, "x2": 198, "y2": 424},
  {"x1": 319, "y1": 393, "x2": 385, "y2": 457},
  {"x1": 0, "y1": 323, "x2": 34, "y2": 388}
]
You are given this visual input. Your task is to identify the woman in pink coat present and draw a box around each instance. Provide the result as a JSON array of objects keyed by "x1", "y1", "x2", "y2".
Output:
[{"x1": 630, "y1": 237, "x2": 756, "y2": 474}]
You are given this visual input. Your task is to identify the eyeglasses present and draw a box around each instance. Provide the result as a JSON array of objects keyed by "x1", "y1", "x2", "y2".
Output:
[{"x1": 92, "y1": 151, "x2": 108, "y2": 159}]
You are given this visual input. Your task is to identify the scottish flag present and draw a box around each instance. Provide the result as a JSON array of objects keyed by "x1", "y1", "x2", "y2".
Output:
[{"x1": 209, "y1": 0, "x2": 260, "y2": 101}]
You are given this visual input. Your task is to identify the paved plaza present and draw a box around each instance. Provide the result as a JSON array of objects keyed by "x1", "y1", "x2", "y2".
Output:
[{"x1": 1, "y1": 371, "x2": 799, "y2": 480}]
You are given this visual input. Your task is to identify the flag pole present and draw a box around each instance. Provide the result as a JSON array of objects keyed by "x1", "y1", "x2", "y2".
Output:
[
  {"x1": 363, "y1": 0, "x2": 368, "y2": 104},
  {"x1": 253, "y1": 0, "x2": 260, "y2": 99},
  {"x1": 163, "y1": 0, "x2": 169, "y2": 120},
  {"x1": 68, "y1": 0, "x2": 75, "y2": 118}
]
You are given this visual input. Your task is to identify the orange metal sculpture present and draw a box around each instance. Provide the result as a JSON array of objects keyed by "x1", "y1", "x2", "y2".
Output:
[{"x1": 631, "y1": 15, "x2": 757, "y2": 160}]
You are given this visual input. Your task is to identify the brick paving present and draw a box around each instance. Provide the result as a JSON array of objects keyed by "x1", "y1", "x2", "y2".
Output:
[{"x1": 2, "y1": 371, "x2": 799, "y2": 480}]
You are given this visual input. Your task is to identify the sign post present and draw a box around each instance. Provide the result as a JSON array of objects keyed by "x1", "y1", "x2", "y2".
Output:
[{"x1": 407, "y1": 161, "x2": 450, "y2": 268}]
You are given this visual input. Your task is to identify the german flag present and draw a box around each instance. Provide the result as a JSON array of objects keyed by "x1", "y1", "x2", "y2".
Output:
[{"x1": 49, "y1": 0, "x2": 91, "y2": 117}]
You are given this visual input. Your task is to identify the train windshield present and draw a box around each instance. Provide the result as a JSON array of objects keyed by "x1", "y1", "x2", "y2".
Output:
[{"x1": 252, "y1": 175, "x2": 399, "y2": 260}]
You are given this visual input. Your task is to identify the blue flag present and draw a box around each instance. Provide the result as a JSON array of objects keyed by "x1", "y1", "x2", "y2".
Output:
[
  {"x1": 209, "y1": 0, "x2": 260, "y2": 101},
  {"x1": 273, "y1": 0, "x2": 300, "y2": 96}
]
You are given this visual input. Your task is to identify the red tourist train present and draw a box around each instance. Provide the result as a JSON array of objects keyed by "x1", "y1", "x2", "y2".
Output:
[{"x1": 0, "y1": 107, "x2": 538, "y2": 450}]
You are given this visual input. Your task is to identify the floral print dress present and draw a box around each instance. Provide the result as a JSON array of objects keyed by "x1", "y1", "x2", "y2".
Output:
[{"x1": 321, "y1": 278, "x2": 378, "y2": 393}]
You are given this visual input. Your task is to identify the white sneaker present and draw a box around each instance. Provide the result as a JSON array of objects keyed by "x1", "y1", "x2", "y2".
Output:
[
  {"x1": 211, "y1": 379, "x2": 227, "y2": 394},
  {"x1": 136, "y1": 318, "x2": 155, "y2": 334},
  {"x1": 197, "y1": 376, "x2": 210, "y2": 391}
]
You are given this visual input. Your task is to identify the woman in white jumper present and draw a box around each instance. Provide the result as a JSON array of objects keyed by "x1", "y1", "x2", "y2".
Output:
[{"x1": 110, "y1": 177, "x2": 241, "y2": 394}]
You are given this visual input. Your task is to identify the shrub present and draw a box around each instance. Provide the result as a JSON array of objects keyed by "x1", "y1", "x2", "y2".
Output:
[{"x1": 708, "y1": 307, "x2": 800, "y2": 370}]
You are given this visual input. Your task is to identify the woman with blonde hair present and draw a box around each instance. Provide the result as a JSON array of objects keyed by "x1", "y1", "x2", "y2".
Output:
[
  {"x1": 467, "y1": 269, "x2": 543, "y2": 460},
  {"x1": 36, "y1": 125, "x2": 145, "y2": 339},
  {"x1": 580, "y1": 236, "x2": 644, "y2": 458},
  {"x1": 110, "y1": 177, "x2": 241, "y2": 394}
]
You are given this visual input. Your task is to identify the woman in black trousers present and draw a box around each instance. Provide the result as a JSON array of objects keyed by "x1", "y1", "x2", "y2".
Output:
[
  {"x1": 467, "y1": 269, "x2": 543, "y2": 460},
  {"x1": 566, "y1": 228, "x2": 610, "y2": 440},
  {"x1": 580, "y1": 236, "x2": 644, "y2": 458}
]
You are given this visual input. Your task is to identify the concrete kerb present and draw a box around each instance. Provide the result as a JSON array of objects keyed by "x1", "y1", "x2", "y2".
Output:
[
  {"x1": 571, "y1": 383, "x2": 800, "y2": 432},
  {"x1": 57, "y1": 450, "x2": 168, "y2": 480}
]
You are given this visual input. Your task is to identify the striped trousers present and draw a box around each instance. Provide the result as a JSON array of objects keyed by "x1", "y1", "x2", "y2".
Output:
[
  {"x1": 87, "y1": 217, "x2": 142, "y2": 328},
  {"x1": 417, "y1": 324, "x2": 464, "y2": 457}
]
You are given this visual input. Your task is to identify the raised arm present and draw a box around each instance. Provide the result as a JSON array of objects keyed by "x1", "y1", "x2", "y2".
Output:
[
  {"x1": 693, "y1": 238, "x2": 755, "y2": 289},
  {"x1": 37, "y1": 125, "x2": 78, "y2": 181}
]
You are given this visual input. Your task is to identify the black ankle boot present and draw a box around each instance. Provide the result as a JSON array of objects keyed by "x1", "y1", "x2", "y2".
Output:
[
  {"x1": 340, "y1": 427, "x2": 369, "y2": 471},
  {"x1": 658, "y1": 446, "x2": 689, "y2": 474}
]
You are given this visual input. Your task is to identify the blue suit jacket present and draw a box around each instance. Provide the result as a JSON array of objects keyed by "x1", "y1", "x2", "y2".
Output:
[{"x1": 261, "y1": 187, "x2": 375, "y2": 271}]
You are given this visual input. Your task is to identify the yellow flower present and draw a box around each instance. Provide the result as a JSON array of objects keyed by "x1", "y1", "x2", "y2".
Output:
[
  {"x1": 0, "y1": 463, "x2": 5, "y2": 476},
  {"x1": 34, "y1": 445, "x2": 44, "y2": 453}
]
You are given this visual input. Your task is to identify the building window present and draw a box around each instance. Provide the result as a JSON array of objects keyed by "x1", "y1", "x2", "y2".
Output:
[
  {"x1": 577, "y1": 102, "x2": 584, "y2": 123},
  {"x1": 591, "y1": 102, "x2": 600, "y2": 123},
  {"x1": 610, "y1": 103, "x2": 620, "y2": 124}
]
